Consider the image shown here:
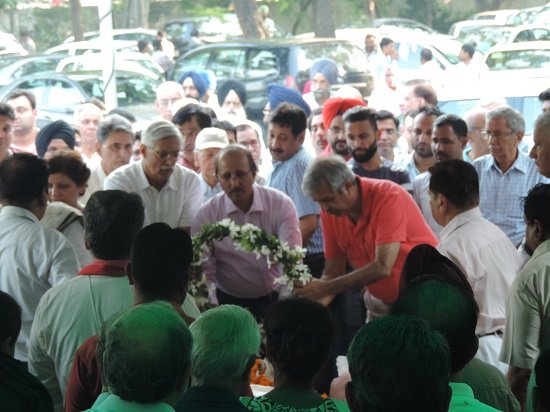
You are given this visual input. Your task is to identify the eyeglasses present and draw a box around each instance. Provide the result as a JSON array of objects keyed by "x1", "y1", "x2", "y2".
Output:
[
  {"x1": 217, "y1": 170, "x2": 251, "y2": 182},
  {"x1": 238, "y1": 139, "x2": 260, "y2": 148},
  {"x1": 148, "y1": 147, "x2": 180, "y2": 161},
  {"x1": 482, "y1": 130, "x2": 515, "y2": 140}
]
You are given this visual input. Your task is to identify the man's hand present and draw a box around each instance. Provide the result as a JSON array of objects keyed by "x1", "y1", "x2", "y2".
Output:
[{"x1": 295, "y1": 278, "x2": 331, "y2": 301}]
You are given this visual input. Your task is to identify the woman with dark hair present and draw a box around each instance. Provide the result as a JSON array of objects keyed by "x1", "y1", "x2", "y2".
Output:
[
  {"x1": 42, "y1": 150, "x2": 92, "y2": 267},
  {"x1": 242, "y1": 297, "x2": 349, "y2": 412}
]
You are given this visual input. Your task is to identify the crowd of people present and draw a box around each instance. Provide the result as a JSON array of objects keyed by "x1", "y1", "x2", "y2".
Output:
[{"x1": 1, "y1": 32, "x2": 550, "y2": 412}]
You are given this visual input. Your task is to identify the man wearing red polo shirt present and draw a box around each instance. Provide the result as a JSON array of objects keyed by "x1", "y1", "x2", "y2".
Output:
[{"x1": 297, "y1": 155, "x2": 437, "y2": 318}]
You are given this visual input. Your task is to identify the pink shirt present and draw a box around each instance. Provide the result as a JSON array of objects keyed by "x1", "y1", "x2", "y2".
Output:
[{"x1": 191, "y1": 185, "x2": 301, "y2": 299}]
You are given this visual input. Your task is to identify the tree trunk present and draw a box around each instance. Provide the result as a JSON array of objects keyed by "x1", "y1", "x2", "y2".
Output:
[
  {"x1": 233, "y1": 0, "x2": 262, "y2": 39},
  {"x1": 70, "y1": 0, "x2": 83, "y2": 41},
  {"x1": 312, "y1": 0, "x2": 335, "y2": 38},
  {"x1": 126, "y1": 0, "x2": 150, "y2": 28},
  {"x1": 365, "y1": 0, "x2": 377, "y2": 20}
]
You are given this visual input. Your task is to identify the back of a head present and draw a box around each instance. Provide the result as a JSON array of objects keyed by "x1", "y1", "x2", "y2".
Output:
[
  {"x1": 264, "y1": 297, "x2": 334, "y2": 383},
  {"x1": 0, "y1": 153, "x2": 48, "y2": 206},
  {"x1": 84, "y1": 190, "x2": 144, "y2": 260},
  {"x1": 190, "y1": 304, "x2": 260, "y2": 386},
  {"x1": 461, "y1": 43, "x2": 475, "y2": 58},
  {"x1": 101, "y1": 301, "x2": 192, "y2": 404},
  {"x1": 414, "y1": 83, "x2": 438, "y2": 107},
  {"x1": 347, "y1": 314, "x2": 450, "y2": 412},
  {"x1": 131, "y1": 222, "x2": 193, "y2": 300},
  {"x1": 429, "y1": 159, "x2": 479, "y2": 211},
  {"x1": 302, "y1": 155, "x2": 356, "y2": 197},
  {"x1": 391, "y1": 278, "x2": 479, "y2": 374},
  {"x1": 0, "y1": 291, "x2": 21, "y2": 356},
  {"x1": 524, "y1": 183, "x2": 550, "y2": 238}
]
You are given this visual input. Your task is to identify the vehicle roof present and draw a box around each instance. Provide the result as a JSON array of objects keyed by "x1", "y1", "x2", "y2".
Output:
[{"x1": 485, "y1": 40, "x2": 550, "y2": 53}]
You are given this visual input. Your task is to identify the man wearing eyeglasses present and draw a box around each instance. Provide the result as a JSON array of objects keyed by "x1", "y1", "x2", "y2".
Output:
[
  {"x1": 191, "y1": 144, "x2": 301, "y2": 321},
  {"x1": 473, "y1": 106, "x2": 549, "y2": 247},
  {"x1": 104, "y1": 120, "x2": 202, "y2": 232}
]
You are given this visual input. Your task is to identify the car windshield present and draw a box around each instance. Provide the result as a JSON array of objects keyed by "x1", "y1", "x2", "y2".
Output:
[
  {"x1": 77, "y1": 74, "x2": 160, "y2": 106},
  {"x1": 461, "y1": 27, "x2": 514, "y2": 53},
  {"x1": 430, "y1": 39, "x2": 462, "y2": 65},
  {"x1": 295, "y1": 42, "x2": 367, "y2": 76},
  {"x1": 486, "y1": 49, "x2": 550, "y2": 70}
]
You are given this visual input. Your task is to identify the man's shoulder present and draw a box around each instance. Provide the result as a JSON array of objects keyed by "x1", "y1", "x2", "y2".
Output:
[
  {"x1": 104, "y1": 162, "x2": 141, "y2": 188},
  {"x1": 256, "y1": 184, "x2": 294, "y2": 204}
]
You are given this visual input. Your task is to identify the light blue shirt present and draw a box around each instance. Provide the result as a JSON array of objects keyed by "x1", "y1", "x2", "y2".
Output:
[
  {"x1": 199, "y1": 173, "x2": 222, "y2": 203},
  {"x1": 473, "y1": 151, "x2": 549, "y2": 246},
  {"x1": 267, "y1": 147, "x2": 323, "y2": 255},
  {"x1": 398, "y1": 153, "x2": 422, "y2": 181}
]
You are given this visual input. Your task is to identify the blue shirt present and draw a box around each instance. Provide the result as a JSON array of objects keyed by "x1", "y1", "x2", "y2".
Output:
[
  {"x1": 473, "y1": 151, "x2": 549, "y2": 246},
  {"x1": 267, "y1": 147, "x2": 323, "y2": 255}
]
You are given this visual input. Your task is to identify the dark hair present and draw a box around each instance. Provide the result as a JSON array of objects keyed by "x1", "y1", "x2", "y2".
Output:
[
  {"x1": 5, "y1": 89, "x2": 36, "y2": 110},
  {"x1": 535, "y1": 348, "x2": 550, "y2": 412},
  {"x1": 0, "y1": 153, "x2": 48, "y2": 204},
  {"x1": 415, "y1": 105, "x2": 443, "y2": 119},
  {"x1": 523, "y1": 184, "x2": 550, "y2": 238},
  {"x1": 108, "y1": 107, "x2": 136, "y2": 123},
  {"x1": 429, "y1": 160, "x2": 479, "y2": 210},
  {"x1": 171, "y1": 104, "x2": 212, "y2": 128},
  {"x1": 264, "y1": 297, "x2": 334, "y2": 382},
  {"x1": 413, "y1": 84, "x2": 438, "y2": 107},
  {"x1": 131, "y1": 223, "x2": 193, "y2": 300},
  {"x1": 539, "y1": 88, "x2": 550, "y2": 103},
  {"x1": 421, "y1": 48, "x2": 433, "y2": 62},
  {"x1": 434, "y1": 114, "x2": 468, "y2": 140},
  {"x1": 47, "y1": 150, "x2": 90, "y2": 187},
  {"x1": 0, "y1": 102, "x2": 15, "y2": 120},
  {"x1": 0, "y1": 291, "x2": 21, "y2": 342},
  {"x1": 215, "y1": 144, "x2": 258, "y2": 176},
  {"x1": 212, "y1": 119, "x2": 236, "y2": 136},
  {"x1": 391, "y1": 278, "x2": 478, "y2": 374},
  {"x1": 84, "y1": 190, "x2": 144, "y2": 259},
  {"x1": 269, "y1": 103, "x2": 307, "y2": 137},
  {"x1": 380, "y1": 37, "x2": 394, "y2": 48},
  {"x1": 461, "y1": 44, "x2": 475, "y2": 58},
  {"x1": 342, "y1": 106, "x2": 378, "y2": 132},
  {"x1": 376, "y1": 109, "x2": 399, "y2": 128},
  {"x1": 308, "y1": 107, "x2": 323, "y2": 130}
]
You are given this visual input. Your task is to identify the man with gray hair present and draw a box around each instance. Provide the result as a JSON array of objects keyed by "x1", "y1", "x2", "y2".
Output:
[
  {"x1": 81, "y1": 114, "x2": 134, "y2": 203},
  {"x1": 74, "y1": 102, "x2": 104, "y2": 170},
  {"x1": 473, "y1": 106, "x2": 549, "y2": 246},
  {"x1": 89, "y1": 301, "x2": 192, "y2": 410},
  {"x1": 464, "y1": 108, "x2": 489, "y2": 162},
  {"x1": 176, "y1": 304, "x2": 259, "y2": 411},
  {"x1": 104, "y1": 119, "x2": 202, "y2": 231},
  {"x1": 530, "y1": 111, "x2": 550, "y2": 178}
]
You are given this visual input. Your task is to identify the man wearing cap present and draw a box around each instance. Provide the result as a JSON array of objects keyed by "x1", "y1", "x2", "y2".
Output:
[
  {"x1": 303, "y1": 58, "x2": 339, "y2": 110},
  {"x1": 194, "y1": 127, "x2": 229, "y2": 201},
  {"x1": 104, "y1": 120, "x2": 202, "y2": 231},
  {"x1": 218, "y1": 79, "x2": 247, "y2": 124}
]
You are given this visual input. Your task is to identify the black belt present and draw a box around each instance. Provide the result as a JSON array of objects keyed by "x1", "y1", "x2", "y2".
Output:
[{"x1": 478, "y1": 329, "x2": 503, "y2": 337}]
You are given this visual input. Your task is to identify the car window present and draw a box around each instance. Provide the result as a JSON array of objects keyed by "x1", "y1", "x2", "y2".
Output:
[
  {"x1": 514, "y1": 30, "x2": 534, "y2": 42},
  {"x1": 210, "y1": 48, "x2": 246, "y2": 79},
  {"x1": 246, "y1": 49, "x2": 278, "y2": 79},
  {"x1": 172, "y1": 49, "x2": 210, "y2": 81},
  {"x1": 532, "y1": 29, "x2": 550, "y2": 40},
  {"x1": 11, "y1": 79, "x2": 49, "y2": 106},
  {"x1": 486, "y1": 49, "x2": 550, "y2": 70},
  {"x1": 396, "y1": 42, "x2": 422, "y2": 70},
  {"x1": 22, "y1": 59, "x2": 60, "y2": 76},
  {"x1": 47, "y1": 79, "x2": 84, "y2": 110}
]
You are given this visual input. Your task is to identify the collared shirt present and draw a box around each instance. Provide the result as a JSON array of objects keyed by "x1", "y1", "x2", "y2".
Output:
[
  {"x1": 473, "y1": 152, "x2": 549, "y2": 246},
  {"x1": 191, "y1": 185, "x2": 301, "y2": 299},
  {"x1": 176, "y1": 385, "x2": 248, "y2": 412},
  {"x1": 82, "y1": 152, "x2": 101, "y2": 172},
  {"x1": 412, "y1": 171, "x2": 441, "y2": 237},
  {"x1": 501, "y1": 239, "x2": 550, "y2": 369},
  {"x1": 397, "y1": 152, "x2": 422, "y2": 181},
  {"x1": 85, "y1": 392, "x2": 175, "y2": 412},
  {"x1": 199, "y1": 173, "x2": 223, "y2": 203},
  {"x1": 267, "y1": 147, "x2": 323, "y2": 255},
  {"x1": 449, "y1": 382, "x2": 501, "y2": 412},
  {"x1": 0, "y1": 206, "x2": 79, "y2": 363},
  {"x1": 349, "y1": 157, "x2": 411, "y2": 189},
  {"x1": 81, "y1": 163, "x2": 107, "y2": 204},
  {"x1": 437, "y1": 207, "x2": 521, "y2": 335},
  {"x1": 322, "y1": 177, "x2": 438, "y2": 303},
  {"x1": 104, "y1": 160, "x2": 202, "y2": 228},
  {"x1": 28, "y1": 259, "x2": 132, "y2": 411}
]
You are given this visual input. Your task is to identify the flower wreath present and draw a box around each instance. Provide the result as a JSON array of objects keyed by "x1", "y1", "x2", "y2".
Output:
[{"x1": 190, "y1": 218, "x2": 313, "y2": 310}]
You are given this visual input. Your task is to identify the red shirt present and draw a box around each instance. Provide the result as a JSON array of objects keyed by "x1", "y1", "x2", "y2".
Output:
[{"x1": 322, "y1": 177, "x2": 437, "y2": 303}]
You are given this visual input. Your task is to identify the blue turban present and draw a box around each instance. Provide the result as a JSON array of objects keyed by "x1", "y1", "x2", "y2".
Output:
[
  {"x1": 178, "y1": 71, "x2": 208, "y2": 99},
  {"x1": 217, "y1": 79, "x2": 247, "y2": 107},
  {"x1": 35, "y1": 120, "x2": 75, "y2": 158},
  {"x1": 310, "y1": 58, "x2": 338, "y2": 85},
  {"x1": 267, "y1": 84, "x2": 311, "y2": 117}
]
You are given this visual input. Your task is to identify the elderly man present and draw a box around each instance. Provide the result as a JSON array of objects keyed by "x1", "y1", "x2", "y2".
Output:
[
  {"x1": 194, "y1": 127, "x2": 229, "y2": 201},
  {"x1": 473, "y1": 106, "x2": 549, "y2": 246},
  {"x1": 531, "y1": 111, "x2": 550, "y2": 178},
  {"x1": 217, "y1": 79, "x2": 247, "y2": 123},
  {"x1": 429, "y1": 160, "x2": 521, "y2": 373},
  {"x1": 35, "y1": 120, "x2": 75, "y2": 160},
  {"x1": 172, "y1": 103, "x2": 212, "y2": 172},
  {"x1": 346, "y1": 314, "x2": 451, "y2": 412},
  {"x1": 88, "y1": 302, "x2": 192, "y2": 411},
  {"x1": 177, "y1": 305, "x2": 258, "y2": 411},
  {"x1": 267, "y1": 103, "x2": 324, "y2": 277},
  {"x1": 501, "y1": 184, "x2": 550, "y2": 409},
  {"x1": 5, "y1": 89, "x2": 39, "y2": 154},
  {"x1": 464, "y1": 108, "x2": 489, "y2": 162},
  {"x1": 74, "y1": 102, "x2": 103, "y2": 170},
  {"x1": 235, "y1": 119, "x2": 268, "y2": 183},
  {"x1": 28, "y1": 191, "x2": 144, "y2": 410},
  {"x1": 412, "y1": 113, "x2": 468, "y2": 235},
  {"x1": 303, "y1": 58, "x2": 339, "y2": 110},
  {"x1": 81, "y1": 114, "x2": 134, "y2": 203},
  {"x1": 0, "y1": 154, "x2": 79, "y2": 364},
  {"x1": 296, "y1": 155, "x2": 437, "y2": 318},
  {"x1": 104, "y1": 120, "x2": 202, "y2": 230},
  {"x1": 321, "y1": 97, "x2": 366, "y2": 159},
  {"x1": 191, "y1": 145, "x2": 301, "y2": 319},
  {"x1": 0, "y1": 103, "x2": 14, "y2": 163},
  {"x1": 155, "y1": 81, "x2": 186, "y2": 121}
]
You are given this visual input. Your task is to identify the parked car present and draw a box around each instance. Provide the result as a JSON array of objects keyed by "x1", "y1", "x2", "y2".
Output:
[
  {"x1": 0, "y1": 31, "x2": 28, "y2": 57},
  {"x1": 373, "y1": 18, "x2": 436, "y2": 34},
  {"x1": 44, "y1": 40, "x2": 137, "y2": 56},
  {"x1": 470, "y1": 9, "x2": 519, "y2": 24},
  {"x1": 169, "y1": 38, "x2": 373, "y2": 119},
  {"x1": 0, "y1": 72, "x2": 161, "y2": 124},
  {"x1": 459, "y1": 25, "x2": 550, "y2": 53},
  {"x1": 448, "y1": 20, "x2": 502, "y2": 39},
  {"x1": 0, "y1": 54, "x2": 65, "y2": 87},
  {"x1": 62, "y1": 28, "x2": 158, "y2": 45}
]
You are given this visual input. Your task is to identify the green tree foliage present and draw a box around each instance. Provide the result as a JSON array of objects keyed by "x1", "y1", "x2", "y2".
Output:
[{"x1": 0, "y1": 0, "x2": 16, "y2": 11}]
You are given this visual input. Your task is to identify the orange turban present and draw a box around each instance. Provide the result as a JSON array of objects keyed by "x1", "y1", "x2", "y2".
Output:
[{"x1": 322, "y1": 97, "x2": 366, "y2": 130}]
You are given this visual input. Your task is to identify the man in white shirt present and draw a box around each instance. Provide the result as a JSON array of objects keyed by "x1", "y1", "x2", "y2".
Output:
[
  {"x1": 81, "y1": 114, "x2": 134, "y2": 204},
  {"x1": 0, "y1": 153, "x2": 79, "y2": 363},
  {"x1": 74, "y1": 103, "x2": 103, "y2": 170},
  {"x1": 104, "y1": 120, "x2": 202, "y2": 231},
  {"x1": 429, "y1": 159, "x2": 521, "y2": 373}
]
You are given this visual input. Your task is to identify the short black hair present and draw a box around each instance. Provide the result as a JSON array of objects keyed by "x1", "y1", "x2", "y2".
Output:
[
  {"x1": 0, "y1": 291, "x2": 21, "y2": 343},
  {"x1": 380, "y1": 37, "x2": 394, "y2": 48},
  {"x1": 212, "y1": 119, "x2": 236, "y2": 137},
  {"x1": 47, "y1": 150, "x2": 90, "y2": 187},
  {"x1": 434, "y1": 114, "x2": 468, "y2": 140},
  {"x1": 108, "y1": 108, "x2": 137, "y2": 123},
  {"x1": 0, "y1": 153, "x2": 48, "y2": 205},
  {"x1": 0, "y1": 102, "x2": 15, "y2": 120},
  {"x1": 5, "y1": 89, "x2": 36, "y2": 110},
  {"x1": 171, "y1": 104, "x2": 212, "y2": 128},
  {"x1": 307, "y1": 107, "x2": 323, "y2": 130},
  {"x1": 416, "y1": 105, "x2": 443, "y2": 119},
  {"x1": 342, "y1": 106, "x2": 378, "y2": 132},
  {"x1": 84, "y1": 190, "x2": 144, "y2": 259},
  {"x1": 137, "y1": 39, "x2": 151, "y2": 53},
  {"x1": 131, "y1": 223, "x2": 193, "y2": 300},
  {"x1": 421, "y1": 48, "x2": 433, "y2": 62},
  {"x1": 429, "y1": 159, "x2": 479, "y2": 210},
  {"x1": 539, "y1": 88, "x2": 550, "y2": 103},
  {"x1": 414, "y1": 84, "x2": 438, "y2": 107},
  {"x1": 376, "y1": 109, "x2": 399, "y2": 128},
  {"x1": 523, "y1": 183, "x2": 550, "y2": 238},
  {"x1": 461, "y1": 44, "x2": 475, "y2": 58},
  {"x1": 269, "y1": 103, "x2": 307, "y2": 137}
]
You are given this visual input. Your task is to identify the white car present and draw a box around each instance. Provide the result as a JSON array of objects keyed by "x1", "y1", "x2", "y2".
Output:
[
  {"x1": 45, "y1": 40, "x2": 137, "y2": 56},
  {"x1": 470, "y1": 9, "x2": 519, "y2": 24},
  {"x1": 0, "y1": 31, "x2": 28, "y2": 57},
  {"x1": 460, "y1": 24, "x2": 550, "y2": 53}
]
